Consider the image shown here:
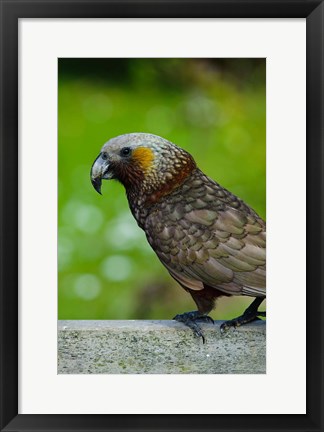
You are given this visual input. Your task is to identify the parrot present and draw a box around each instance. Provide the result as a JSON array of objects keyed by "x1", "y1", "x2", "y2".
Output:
[{"x1": 91, "y1": 133, "x2": 266, "y2": 342}]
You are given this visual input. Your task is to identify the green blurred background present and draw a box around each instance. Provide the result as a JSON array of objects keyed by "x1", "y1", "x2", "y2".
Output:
[{"x1": 58, "y1": 58, "x2": 266, "y2": 320}]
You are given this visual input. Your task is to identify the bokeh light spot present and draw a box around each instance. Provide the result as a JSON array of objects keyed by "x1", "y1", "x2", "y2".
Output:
[
  {"x1": 184, "y1": 92, "x2": 217, "y2": 127},
  {"x1": 104, "y1": 211, "x2": 145, "y2": 250},
  {"x1": 100, "y1": 255, "x2": 133, "y2": 281},
  {"x1": 73, "y1": 274, "x2": 102, "y2": 300},
  {"x1": 62, "y1": 201, "x2": 104, "y2": 233}
]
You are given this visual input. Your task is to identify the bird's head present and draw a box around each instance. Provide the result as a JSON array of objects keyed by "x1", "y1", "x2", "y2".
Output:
[{"x1": 91, "y1": 133, "x2": 196, "y2": 203}]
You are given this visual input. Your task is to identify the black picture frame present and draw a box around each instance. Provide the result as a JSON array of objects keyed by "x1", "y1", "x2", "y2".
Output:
[{"x1": 1, "y1": 1, "x2": 323, "y2": 431}]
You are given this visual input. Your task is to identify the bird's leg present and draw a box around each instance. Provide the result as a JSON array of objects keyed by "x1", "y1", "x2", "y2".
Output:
[
  {"x1": 220, "y1": 297, "x2": 265, "y2": 333},
  {"x1": 173, "y1": 310, "x2": 214, "y2": 343},
  {"x1": 256, "y1": 311, "x2": 266, "y2": 317}
]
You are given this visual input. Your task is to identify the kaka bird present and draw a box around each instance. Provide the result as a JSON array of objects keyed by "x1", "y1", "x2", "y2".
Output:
[{"x1": 91, "y1": 133, "x2": 266, "y2": 342}]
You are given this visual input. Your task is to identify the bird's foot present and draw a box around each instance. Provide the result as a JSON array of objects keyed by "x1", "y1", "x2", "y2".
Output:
[
  {"x1": 220, "y1": 297, "x2": 266, "y2": 333},
  {"x1": 220, "y1": 308, "x2": 265, "y2": 333},
  {"x1": 173, "y1": 310, "x2": 214, "y2": 343}
]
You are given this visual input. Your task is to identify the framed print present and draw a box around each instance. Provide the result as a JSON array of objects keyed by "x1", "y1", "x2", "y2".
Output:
[
  {"x1": 58, "y1": 56, "x2": 267, "y2": 374},
  {"x1": 1, "y1": 1, "x2": 323, "y2": 431}
]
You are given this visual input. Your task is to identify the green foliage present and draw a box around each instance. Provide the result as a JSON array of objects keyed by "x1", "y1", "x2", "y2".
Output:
[{"x1": 58, "y1": 59, "x2": 266, "y2": 320}]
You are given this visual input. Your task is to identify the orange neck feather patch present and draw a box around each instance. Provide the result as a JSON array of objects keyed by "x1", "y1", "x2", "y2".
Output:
[{"x1": 132, "y1": 147, "x2": 154, "y2": 172}]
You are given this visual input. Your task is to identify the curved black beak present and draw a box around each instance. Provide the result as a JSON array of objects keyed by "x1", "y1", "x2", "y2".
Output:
[
  {"x1": 91, "y1": 154, "x2": 111, "y2": 195},
  {"x1": 91, "y1": 176, "x2": 102, "y2": 195}
]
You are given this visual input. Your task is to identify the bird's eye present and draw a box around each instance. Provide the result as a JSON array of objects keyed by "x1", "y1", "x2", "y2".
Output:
[
  {"x1": 101, "y1": 152, "x2": 108, "y2": 160},
  {"x1": 120, "y1": 147, "x2": 131, "y2": 157}
]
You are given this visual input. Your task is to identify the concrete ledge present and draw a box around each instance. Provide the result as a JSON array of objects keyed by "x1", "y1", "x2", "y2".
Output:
[{"x1": 58, "y1": 320, "x2": 266, "y2": 374}]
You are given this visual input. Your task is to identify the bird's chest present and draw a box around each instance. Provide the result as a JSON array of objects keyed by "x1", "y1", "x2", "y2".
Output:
[
  {"x1": 128, "y1": 177, "x2": 222, "y2": 265},
  {"x1": 143, "y1": 210, "x2": 182, "y2": 264}
]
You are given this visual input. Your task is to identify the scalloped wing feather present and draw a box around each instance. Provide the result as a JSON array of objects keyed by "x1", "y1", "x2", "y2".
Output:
[{"x1": 144, "y1": 170, "x2": 266, "y2": 297}]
